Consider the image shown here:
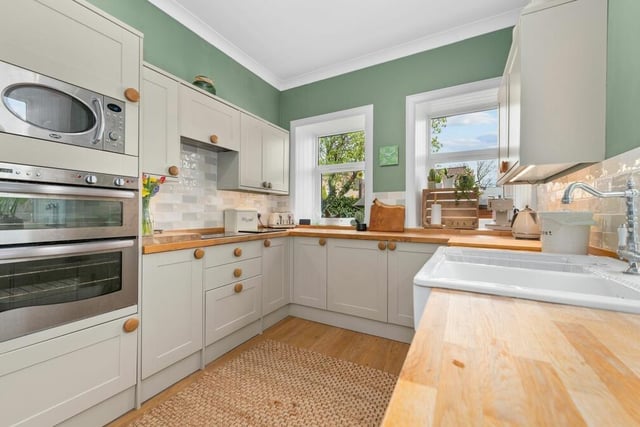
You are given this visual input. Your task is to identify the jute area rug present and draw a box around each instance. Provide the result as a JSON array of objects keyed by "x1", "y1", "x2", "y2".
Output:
[{"x1": 129, "y1": 339, "x2": 398, "y2": 426}]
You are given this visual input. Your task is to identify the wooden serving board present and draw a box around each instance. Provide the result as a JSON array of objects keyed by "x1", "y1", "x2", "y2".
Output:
[{"x1": 422, "y1": 188, "x2": 479, "y2": 229}]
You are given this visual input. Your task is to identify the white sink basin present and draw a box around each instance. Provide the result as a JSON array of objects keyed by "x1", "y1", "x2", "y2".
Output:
[{"x1": 413, "y1": 247, "x2": 640, "y2": 328}]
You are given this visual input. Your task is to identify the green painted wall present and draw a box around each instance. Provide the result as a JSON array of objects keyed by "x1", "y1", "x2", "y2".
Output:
[
  {"x1": 606, "y1": 0, "x2": 640, "y2": 158},
  {"x1": 86, "y1": 0, "x2": 280, "y2": 125},
  {"x1": 279, "y1": 29, "x2": 513, "y2": 192}
]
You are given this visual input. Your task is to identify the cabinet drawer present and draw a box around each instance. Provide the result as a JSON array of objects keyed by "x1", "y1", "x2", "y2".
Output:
[
  {"x1": 205, "y1": 241, "x2": 261, "y2": 267},
  {"x1": 205, "y1": 276, "x2": 261, "y2": 345},
  {"x1": 204, "y1": 257, "x2": 261, "y2": 291},
  {"x1": 179, "y1": 84, "x2": 241, "y2": 151},
  {"x1": 0, "y1": 316, "x2": 137, "y2": 427}
]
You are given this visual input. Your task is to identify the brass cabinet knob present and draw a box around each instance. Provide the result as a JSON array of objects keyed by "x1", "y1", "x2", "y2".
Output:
[
  {"x1": 388, "y1": 242, "x2": 397, "y2": 251},
  {"x1": 233, "y1": 268, "x2": 242, "y2": 278},
  {"x1": 234, "y1": 283, "x2": 243, "y2": 293},
  {"x1": 264, "y1": 239, "x2": 271, "y2": 247},
  {"x1": 122, "y1": 317, "x2": 139, "y2": 333},
  {"x1": 210, "y1": 134, "x2": 219, "y2": 144},
  {"x1": 378, "y1": 241, "x2": 387, "y2": 251},
  {"x1": 168, "y1": 165, "x2": 179, "y2": 176},
  {"x1": 233, "y1": 247, "x2": 242, "y2": 257},
  {"x1": 194, "y1": 248, "x2": 205, "y2": 259},
  {"x1": 319, "y1": 238, "x2": 326, "y2": 246},
  {"x1": 124, "y1": 88, "x2": 140, "y2": 102}
]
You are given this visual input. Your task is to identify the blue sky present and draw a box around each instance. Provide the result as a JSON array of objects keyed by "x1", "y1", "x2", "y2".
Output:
[{"x1": 432, "y1": 109, "x2": 498, "y2": 153}]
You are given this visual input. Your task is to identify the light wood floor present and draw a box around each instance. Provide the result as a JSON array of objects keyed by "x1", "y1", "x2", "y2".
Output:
[{"x1": 108, "y1": 316, "x2": 410, "y2": 426}]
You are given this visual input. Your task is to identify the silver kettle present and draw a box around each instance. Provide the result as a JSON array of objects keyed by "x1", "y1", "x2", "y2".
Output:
[{"x1": 511, "y1": 205, "x2": 541, "y2": 240}]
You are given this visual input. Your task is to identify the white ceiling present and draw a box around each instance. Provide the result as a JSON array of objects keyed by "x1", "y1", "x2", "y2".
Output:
[{"x1": 149, "y1": 0, "x2": 528, "y2": 90}]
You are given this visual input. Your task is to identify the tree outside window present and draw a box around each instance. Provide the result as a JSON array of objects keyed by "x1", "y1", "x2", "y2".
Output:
[{"x1": 318, "y1": 131, "x2": 365, "y2": 218}]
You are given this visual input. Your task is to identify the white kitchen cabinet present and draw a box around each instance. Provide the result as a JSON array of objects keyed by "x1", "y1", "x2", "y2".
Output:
[
  {"x1": 179, "y1": 84, "x2": 241, "y2": 151},
  {"x1": 218, "y1": 113, "x2": 290, "y2": 194},
  {"x1": 205, "y1": 276, "x2": 262, "y2": 345},
  {"x1": 498, "y1": 0, "x2": 606, "y2": 184},
  {"x1": 141, "y1": 65, "x2": 181, "y2": 178},
  {"x1": 327, "y1": 239, "x2": 388, "y2": 322},
  {"x1": 141, "y1": 248, "x2": 204, "y2": 379},
  {"x1": 0, "y1": 315, "x2": 137, "y2": 427},
  {"x1": 204, "y1": 241, "x2": 262, "y2": 345},
  {"x1": 292, "y1": 237, "x2": 328, "y2": 309},
  {"x1": 387, "y1": 242, "x2": 438, "y2": 327},
  {"x1": 262, "y1": 237, "x2": 290, "y2": 315}
]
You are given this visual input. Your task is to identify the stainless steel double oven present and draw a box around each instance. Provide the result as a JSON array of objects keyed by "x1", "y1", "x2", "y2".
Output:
[{"x1": 0, "y1": 162, "x2": 138, "y2": 342}]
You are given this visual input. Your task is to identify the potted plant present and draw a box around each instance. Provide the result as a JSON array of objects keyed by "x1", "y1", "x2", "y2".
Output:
[
  {"x1": 353, "y1": 210, "x2": 367, "y2": 231},
  {"x1": 428, "y1": 168, "x2": 447, "y2": 189},
  {"x1": 454, "y1": 167, "x2": 479, "y2": 202}
]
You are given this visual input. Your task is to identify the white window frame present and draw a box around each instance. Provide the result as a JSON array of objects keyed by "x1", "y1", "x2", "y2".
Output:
[
  {"x1": 405, "y1": 77, "x2": 501, "y2": 227},
  {"x1": 290, "y1": 105, "x2": 373, "y2": 225}
]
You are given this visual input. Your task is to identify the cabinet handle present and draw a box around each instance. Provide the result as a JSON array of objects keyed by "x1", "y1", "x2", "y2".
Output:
[
  {"x1": 262, "y1": 181, "x2": 268, "y2": 188},
  {"x1": 500, "y1": 161, "x2": 509, "y2": 173},
  {"x1": 168, "y1": 165, "x2": 179, "y2": 176},
  {"x1": 233, "y1": 247, "x2": 242, "y2": 257},
  {"x1": 234, "y1": 283, "x2": 243, "y2": 293},
  {"x1": 210, "y1": 134, "x2": 219, "y2": 144},
  {"x1": 264, "y1": 239, "x2": 271, "y2": 247},
  {"x1": 388, "y1": 242, "x2": 396, "y2": 251},
  {"x1": 319, "y1": 238, "x2": 326, "y2": 246},
  {"x1": 378, "y1": 241, "x2": 387, "y2": 251},
  {"x1": 122, "y1": 317, "x2": 139, "y2": 333},
  {"x1": 233, "y1": 268, "x2": 243, "y2": 278},
  {"x1": 194, "y1": 248, "x2": 205, "y2": 259},
  {"x1": 124, "y1": 88, "x2": 140, "y2": 103}
]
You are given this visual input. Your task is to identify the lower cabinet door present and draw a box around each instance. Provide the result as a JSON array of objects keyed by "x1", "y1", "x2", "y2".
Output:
[
  {"x1": 205, "y1": 276, "x2": 261, "y2": 345},
  {"x1": 0, "y1": 316, "x2": 137, "y2": 427}
]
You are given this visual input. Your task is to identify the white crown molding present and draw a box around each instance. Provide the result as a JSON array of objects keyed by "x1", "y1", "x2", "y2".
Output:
[
  {"x1": 149, "y1": 0, "x2": 520, "y2": 91},
  {"x1": 148, "y1": 0, "x2": 284, "y2": 88}
]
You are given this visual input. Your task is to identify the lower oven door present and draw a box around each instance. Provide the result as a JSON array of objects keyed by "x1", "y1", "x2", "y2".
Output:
[{"x1": 0, "y1": 238, "x2": 137, "y2": 342}]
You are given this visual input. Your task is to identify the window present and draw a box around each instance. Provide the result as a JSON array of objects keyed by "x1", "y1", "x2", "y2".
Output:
[
  {"x1": 429, "y1": 108, "x2": 500, "y2": 199},
  {"x1": 318, "y1": 131, "x2": 365, "y2": 219},
  {"x1": 290, "y1": 106, "x2": 373, "y2": 225},
  {"x1": 405, "y1": 78, "x2": 502, "y2": 226}
]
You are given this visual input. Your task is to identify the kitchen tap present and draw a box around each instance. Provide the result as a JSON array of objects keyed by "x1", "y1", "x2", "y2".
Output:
[{"x1": 562, "y1": 178, "x2": 640, "y2": 274}]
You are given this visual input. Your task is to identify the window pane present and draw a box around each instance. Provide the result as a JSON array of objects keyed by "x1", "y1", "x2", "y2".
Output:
[
  {"x1": 321, "y1": 171, "x2": 364, "y2": 218},
  {"x1": 435, "y1": 159, "x2": 500, "y2": 194},
  {"x1": 430, "y1": 109, "x2": 498, "y2": 154},
  {"x1": 318, "y1": 131, "x2": 365, "y2": 165}
]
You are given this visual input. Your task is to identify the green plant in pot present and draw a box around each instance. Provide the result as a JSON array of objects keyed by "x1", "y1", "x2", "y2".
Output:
[
  {"x1": 353, "y1": 209, "x2": 367, "y2": 231},
  {"x1": 454, "y1": 167, "x2": 479, "y2": 202},
  {"x1": 428, "y1": 168, "x2": 447, "y2": 189}
]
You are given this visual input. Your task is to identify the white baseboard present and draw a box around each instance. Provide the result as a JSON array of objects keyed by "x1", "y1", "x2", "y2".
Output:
[
  {"x1": 58, "y1": 387, "x2": 136, "y2": 427},
  {"x1": 204, "y1": 320, "x2": 262, "y2": 364},
  {"x1": 262, "y1": 305, "x2": 289, "y2": 330},
  {"x1": 139, "y1": 351, "x2": 203, "y2": 403}
]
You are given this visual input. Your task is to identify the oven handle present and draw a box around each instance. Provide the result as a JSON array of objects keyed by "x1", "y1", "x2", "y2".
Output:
[
  {"x1": 0, "y1": 181, "x2": 136, "y2": 199},
  {"x1": 0, "y1": 239, "x2": 135, "y2": 261}
]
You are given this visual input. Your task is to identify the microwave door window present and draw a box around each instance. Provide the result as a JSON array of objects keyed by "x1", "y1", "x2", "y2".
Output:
[{"x1": 2, "y1": 85, "x2": 96, "y2": 133}]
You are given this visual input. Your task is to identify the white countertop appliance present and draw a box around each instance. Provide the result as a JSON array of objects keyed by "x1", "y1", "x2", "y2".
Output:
[
  {"x1": 267, "y1": 212, "x2": 296, "y2": 228},
  {"x1": 224, "y1": 208, "x2": 258, "y2": 233}
]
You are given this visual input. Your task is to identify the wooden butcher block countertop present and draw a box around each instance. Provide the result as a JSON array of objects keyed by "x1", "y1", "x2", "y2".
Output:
[
  {"x1": 143, "y1": 226, "x2": 541, "y2": 254},
  {"x1": 382, "y1": 289, "x2": 640, "y2": 426}
]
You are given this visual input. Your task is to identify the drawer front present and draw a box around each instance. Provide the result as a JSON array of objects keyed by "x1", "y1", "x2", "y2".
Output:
[
  {"x1": 0, "y1": 316, "x2": 137, "y2": 427},
  {"x1": 205, "y1": 241, "x2": 261, "y2": 268},
  {"x1": 204, "y1": 257, "x2": 261, "y2": 291},
  {"x1": 205, "y1": 276, "x2": 261, "y2": 345}
]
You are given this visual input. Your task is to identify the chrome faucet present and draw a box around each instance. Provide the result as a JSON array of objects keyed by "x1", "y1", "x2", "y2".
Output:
[{"x1": 562, "y1": 178, "x2": 640, "y2": 274}]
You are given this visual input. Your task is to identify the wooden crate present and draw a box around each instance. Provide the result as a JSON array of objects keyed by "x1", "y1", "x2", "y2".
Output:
[{"x1": 422, "y1": 188, "x2": 479, "y2": 229}]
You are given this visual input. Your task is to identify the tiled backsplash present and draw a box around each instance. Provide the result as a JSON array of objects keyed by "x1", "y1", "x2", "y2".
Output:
[
  {"x1": 536, "y1": 146, "x2": 640, "y2": 252},
  {"x1": 148, "y1": 143, "x2": 289, "y2": 231}
]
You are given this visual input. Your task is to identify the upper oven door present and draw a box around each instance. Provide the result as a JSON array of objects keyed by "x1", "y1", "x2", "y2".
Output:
[
  {"x1": 0, "y1": 181, "x2": 137, "y2": 244},
  {"x1": 0, "y1": 61, "x2": 104, "y2": 150}
]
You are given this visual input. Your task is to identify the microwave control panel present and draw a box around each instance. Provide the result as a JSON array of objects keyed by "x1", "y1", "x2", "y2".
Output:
[{"x1": 103, "y1": 96, "x2": 126, "y2": 154}]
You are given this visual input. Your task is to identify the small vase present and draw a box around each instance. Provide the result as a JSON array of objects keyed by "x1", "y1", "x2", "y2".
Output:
[{"x1": 141, "y1": 198, "x2": 154, "y2": 237}]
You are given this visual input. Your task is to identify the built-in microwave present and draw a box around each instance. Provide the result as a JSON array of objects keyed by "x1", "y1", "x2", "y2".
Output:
[{"x1": 0, "y1": 60, "x2": 126, "y2": 153}]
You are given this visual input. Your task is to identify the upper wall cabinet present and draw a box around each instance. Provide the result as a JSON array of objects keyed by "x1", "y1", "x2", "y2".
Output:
[
  {"x1": 179, "y1": 84, "x2": 241, "y2": 152},
  {"x1": 497, "y1": 0, "x2": 606, "y2": 184},
  {"x1": 141, "y1": 65, "x2": 181, "y2": 178},
  {"x1": 218, "y1": 113, "x2": 290, "y2": 195}
]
